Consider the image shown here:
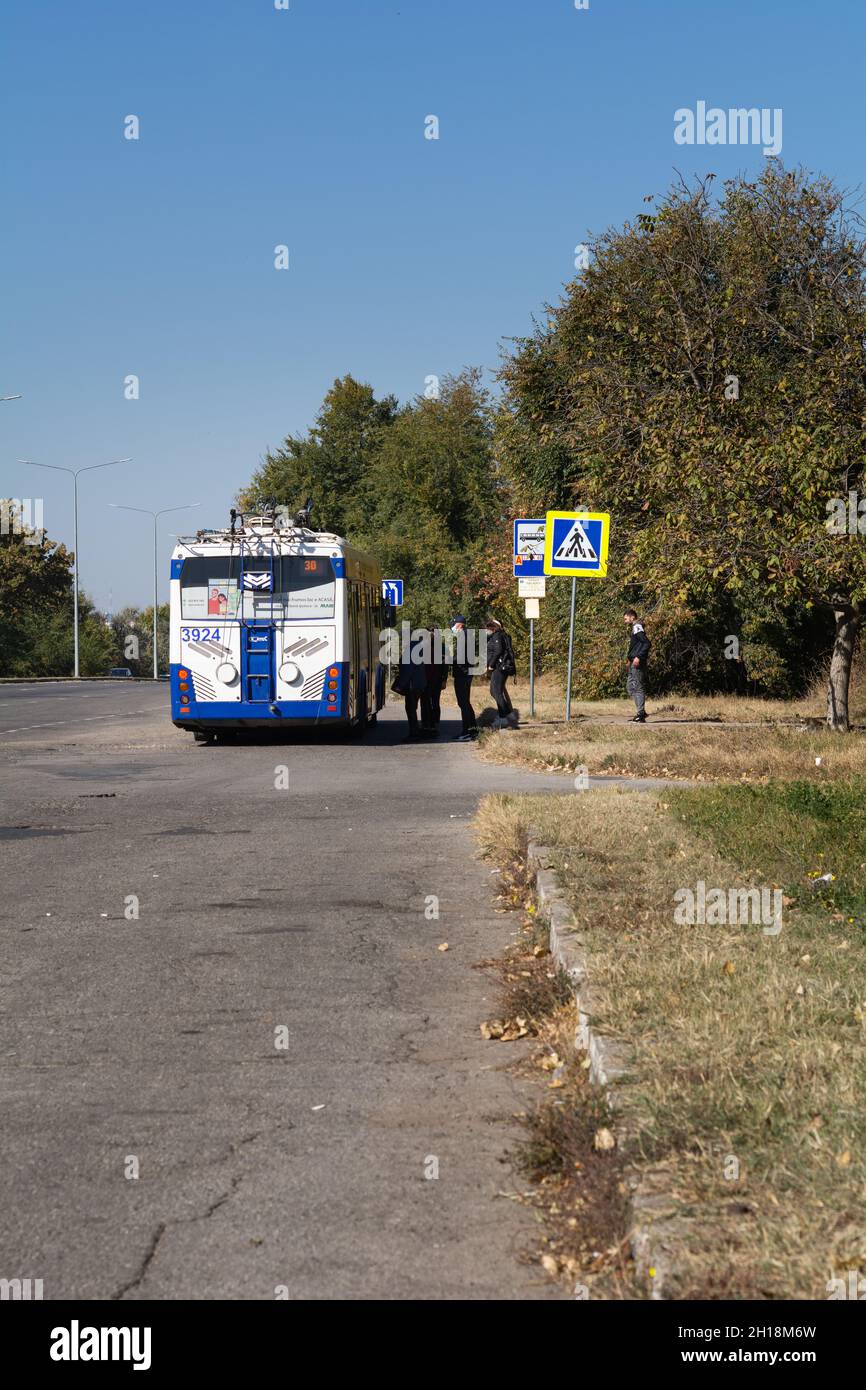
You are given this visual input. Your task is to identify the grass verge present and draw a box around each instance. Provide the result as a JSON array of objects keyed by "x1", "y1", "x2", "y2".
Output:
[
  {"x1": 475, "y1": 779, "x2": 866, "y2": 1299},
  {"x1": 509, "y1": 670, "x2": 866, "y2": 727},
  {"x1": 476, "y1": 719, "x2": 866, "y2": 783}
]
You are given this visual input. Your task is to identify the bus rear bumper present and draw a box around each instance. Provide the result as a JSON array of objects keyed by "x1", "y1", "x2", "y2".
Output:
[{"x1": 172, "y1": 712, "x2": 352, "y2": 730}]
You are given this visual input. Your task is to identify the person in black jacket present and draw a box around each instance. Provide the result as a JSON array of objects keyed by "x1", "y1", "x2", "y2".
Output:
[
  {"x1": 624, "y1": 608, "x2": 650, "y2": 722},
  {"x1": 423, "y1": 625, "x2": 448, "y2": 735},
  {"x1": 450, "y1": 616, "x2": 477, "y2": 741},
  {"x1": 485, "y1": 619, "x2": 518, "y2": 728},
  {"x1": 393, "y1": 654, "x2": 429, "y2": 740}
]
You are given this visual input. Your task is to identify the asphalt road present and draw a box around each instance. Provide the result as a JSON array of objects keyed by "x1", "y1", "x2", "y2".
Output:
[{"x1": 0, "y1": 683, "x2": 588, "y2": 1301}]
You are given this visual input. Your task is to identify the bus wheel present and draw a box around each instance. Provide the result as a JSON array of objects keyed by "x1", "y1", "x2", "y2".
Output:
[{"x1": 193, "y1": 730, "x2": 216, "y2": 745}]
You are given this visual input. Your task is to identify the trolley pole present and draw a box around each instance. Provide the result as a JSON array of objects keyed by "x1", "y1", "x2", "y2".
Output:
[{"x1": 565, "y1": 576, "x2": 577, "y2": 722}]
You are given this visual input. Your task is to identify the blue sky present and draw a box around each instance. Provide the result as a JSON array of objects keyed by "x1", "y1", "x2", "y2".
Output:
[{"x1": 2, "y1": 0, "x2": 864, "y2": 609}]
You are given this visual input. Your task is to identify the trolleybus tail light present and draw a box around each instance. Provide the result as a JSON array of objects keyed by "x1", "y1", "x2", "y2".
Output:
[
  {"x1": 324, "y1": 664, "x2": 340, "y2": 712},
  {"x1": 178, "y1": 668, "x2": 189, "y2": 679}
]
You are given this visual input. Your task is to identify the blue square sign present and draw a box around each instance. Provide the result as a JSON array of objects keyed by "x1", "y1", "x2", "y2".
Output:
[
  {"x1": 513, "y1": 519, "x2": 547, "y2": 578},
  {"x1": 382, "y1": 579, "x2": 404, "y2": 606},
  {"x1": 543, "y1": 511, "x2": 610, "y2": 577}
]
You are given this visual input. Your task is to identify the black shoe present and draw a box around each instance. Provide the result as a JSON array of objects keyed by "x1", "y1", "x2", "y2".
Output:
[{"x1": 635, "y1": 713, "x2": 647, "y2": 723}]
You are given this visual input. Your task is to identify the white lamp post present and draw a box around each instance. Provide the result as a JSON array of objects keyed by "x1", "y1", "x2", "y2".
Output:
[
  {"x1": 109, "y1": 503, "x2": 201, "y2": 678},
  {"x1": 22, "y1": 459, "x2": 131, "y2": 677}
]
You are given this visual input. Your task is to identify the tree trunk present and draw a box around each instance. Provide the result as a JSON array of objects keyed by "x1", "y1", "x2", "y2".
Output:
[{"x1": 826, "y1": 602, "x2": 861, "y2": 732}]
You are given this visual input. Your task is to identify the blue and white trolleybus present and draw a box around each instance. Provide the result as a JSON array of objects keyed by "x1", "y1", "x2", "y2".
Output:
[{"x1": 169, "y1": 507, "x2": 387, "y2": 740}]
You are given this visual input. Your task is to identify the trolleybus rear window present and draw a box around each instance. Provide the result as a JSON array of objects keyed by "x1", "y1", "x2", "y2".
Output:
[{"x1": 179, "y1": 556, "x2": 335, "y2": 619}]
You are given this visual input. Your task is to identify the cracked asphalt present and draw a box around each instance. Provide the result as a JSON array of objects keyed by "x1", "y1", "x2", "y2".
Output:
[{"x1": 0, "y1": 683, "x2": 607, "y2": 1300}]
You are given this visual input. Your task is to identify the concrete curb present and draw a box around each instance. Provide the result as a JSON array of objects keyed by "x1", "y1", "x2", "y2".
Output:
[{"x1": 527, "y1": 837, "x2": 682, "y2": 1299}]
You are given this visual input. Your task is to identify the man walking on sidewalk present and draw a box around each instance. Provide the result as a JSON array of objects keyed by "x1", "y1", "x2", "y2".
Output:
[{"x1": 624, "y1": 608, "x2": 650, "y2": 722}]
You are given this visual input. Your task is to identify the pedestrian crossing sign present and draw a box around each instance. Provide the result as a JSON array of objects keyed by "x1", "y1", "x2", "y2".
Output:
[{"x1": 543, "y1": 511, "x2": 610, "y2": 577}]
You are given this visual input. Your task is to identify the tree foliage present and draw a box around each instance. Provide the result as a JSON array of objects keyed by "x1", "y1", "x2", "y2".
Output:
[
  {"x1": 499, "y1": 163, "x2": 866, "y2": 722},
  {"x1": 241, "y1": 369, "x2": 504, "y2": 629}
]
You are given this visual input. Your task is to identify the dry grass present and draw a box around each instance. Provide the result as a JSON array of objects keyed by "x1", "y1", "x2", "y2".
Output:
[
  {"x1": 511, "y1": 668, "x2": 866, "y2": 727},
  {"x1": 477, "y1": 718, "x2": 866, "y2": 783},
  {"x1": 475, "y1": 786, "x2": 866, "y2": 1300}
]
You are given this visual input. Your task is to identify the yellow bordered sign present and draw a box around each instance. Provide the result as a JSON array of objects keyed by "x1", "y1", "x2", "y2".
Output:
[{"x1": 543, "y1": 510, "x2": 610, "y2": 578}]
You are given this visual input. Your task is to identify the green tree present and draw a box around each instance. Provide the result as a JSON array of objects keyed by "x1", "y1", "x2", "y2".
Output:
[
  {"x1": 362, "y1": 371, "x2": 501, "y2": 625},
  {"x1": 241, "y1": 375, "x2": 397, "y2": 538},
  {"x1": 239, "y1": 369, "x2": 503, "y2": 635},
  {"x1": 0, "y1": 508, "x2": 74, "y2": 674},
  {"x1": 500, "y1": 164, "x2": 866, "y2": 727},
  {"x1": 14, "y1": 595, "x2": 115, "y2": 676},
  {"x1": 108, "y1": 605, "x2": 169, "y2": 675}
]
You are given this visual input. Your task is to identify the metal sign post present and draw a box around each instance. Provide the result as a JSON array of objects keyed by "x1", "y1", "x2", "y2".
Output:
[
  {"x1": 523, "y1": 595, "x2": 541, "y2": 718},
  {"x1": 514, "y1": 522, "x2": 548, "y2": 724},
  {"x1": 565, "y1": 577, "x2": 576, "y2": 721},
  {"x1": 542, "y1": 511, "x2": 611, "y2": 724},
  {"x1": 530, "y1": 616, "x2": 535, "y2": 717}
]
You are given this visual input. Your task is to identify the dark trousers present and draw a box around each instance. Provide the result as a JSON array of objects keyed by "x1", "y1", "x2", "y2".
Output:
[
  {"x1": 453, "y1": 672, "x2": 476, "y2": 733},
  {"x1": 490, "y1": 668, "x2": 513, "y2": 718},
  {"x1": 426, "y1": 680, "x2": 444, "y2": 728},
  {"x1": 405, "y1": 690, "x2": 434, "y2": 732},
  {"x1": 405, "y1": 691, "x2": 426, "y2": 732}
]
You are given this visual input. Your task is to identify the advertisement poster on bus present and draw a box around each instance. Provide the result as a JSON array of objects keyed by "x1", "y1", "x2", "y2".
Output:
[
  {"x1": 208, "y1": 578, "x2": 239, "y2": 616},
  {"x1": 182, "y1": 578, "x2": 239, "y2": 620}
]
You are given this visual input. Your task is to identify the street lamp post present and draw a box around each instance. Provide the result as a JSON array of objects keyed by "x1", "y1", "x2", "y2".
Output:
[
  {"x1": 109, "y1": 503, "x2": 201, "y2": 678},
  {"x1": 22, "y1": 459, "x2": 131, "y2": 677}
]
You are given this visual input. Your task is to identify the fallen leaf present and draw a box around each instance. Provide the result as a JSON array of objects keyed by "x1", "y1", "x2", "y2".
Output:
[
  {"x1": 594, "y1": 1127, "x2": 616, "y2": 1152},
  {"x1": 437, "y1": 942, "x2": 449, "y2": 952}
]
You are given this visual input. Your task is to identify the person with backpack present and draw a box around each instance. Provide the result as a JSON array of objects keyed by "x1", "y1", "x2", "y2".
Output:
[
  {"x1": 391, "y1": 636, "x2": 430, "y2": 741},
  {"x1": 624, "y1": 607, "x2": 650, "y2": 723},
  {"x1": 485, "y1": 618, "x2": 518, "y2": 729}
]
